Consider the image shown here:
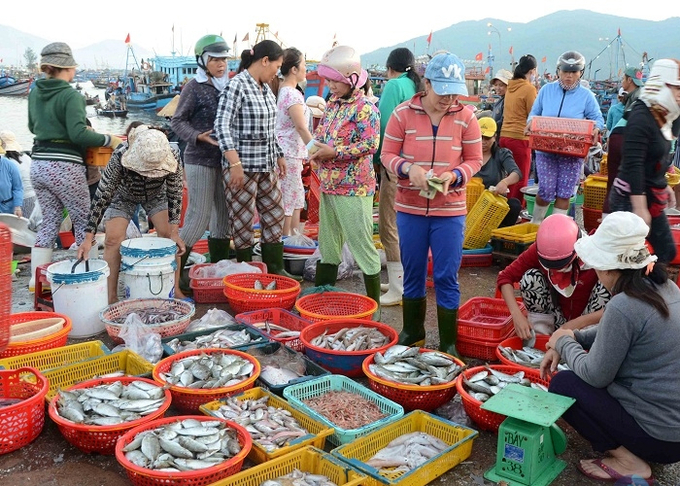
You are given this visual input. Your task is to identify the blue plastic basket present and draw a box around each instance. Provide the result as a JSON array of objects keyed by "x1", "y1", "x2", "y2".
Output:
[
  {"x1": 283, "y1": 375, "x2": 404, "y2": 446},
  {"x1": 161, "y1": 323, "x2": 269, "y2": 357}
]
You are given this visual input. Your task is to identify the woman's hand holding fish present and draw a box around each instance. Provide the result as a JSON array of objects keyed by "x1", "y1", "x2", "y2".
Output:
[
  {"x1": 545, "y1": 328, "x2": 575, "y2": 351},
  {"x1": 540, "y1": 348, "x2": 562, "y2": 380}
]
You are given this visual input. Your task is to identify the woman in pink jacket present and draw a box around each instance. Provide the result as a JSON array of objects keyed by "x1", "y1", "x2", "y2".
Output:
[{"x1": 382, "y1": 52, "x2": 482, "y2": 358}]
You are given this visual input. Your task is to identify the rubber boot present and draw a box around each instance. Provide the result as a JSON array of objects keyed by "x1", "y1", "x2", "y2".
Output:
[
  {"x1": 315, "y1": 262, "x2": 338, "y2": 287},
  {"x1": 437, "y1": 306, "x2": 461, "y2": 360},
  {"x1": 235, "y1": 247, "x2": 253, "y2": 262},
  {"x1": 28, "y1": 247, "x2": 53, "y2": 293},
  {"x1": 208, "y1": 237, "x2": 231, "y2": 263},
  {"x1": 398, "y1": 296, "x2": 426, "y2": 347},
  {"x1": 531, "y1": 203, "x2": 550, "y2": 224},
  {"x1": 178, "y1": 246, "x2": 192, "y2": 293},
  {"x1": 261, "y1": 242, "x2": 302, "y2": 281},
  {"x1": 380, "y1": 261, "x2": 403, "y2": 306},
  {"x1": 363, "y1": 272, "x2": 382, "y2": 321}
]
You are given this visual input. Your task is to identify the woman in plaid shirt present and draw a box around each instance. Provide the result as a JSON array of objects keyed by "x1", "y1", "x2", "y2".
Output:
[{"x1": 214, "y1": 40, "x2": 299, "y2": 279}]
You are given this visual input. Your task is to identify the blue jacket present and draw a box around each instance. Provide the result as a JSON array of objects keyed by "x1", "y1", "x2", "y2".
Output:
[
  {"x1": 0, "y1": 156, "x2": 23, "y2": 213},
  {"x1": 528, "y1": 81, "x2": 604, "y2": 130}
]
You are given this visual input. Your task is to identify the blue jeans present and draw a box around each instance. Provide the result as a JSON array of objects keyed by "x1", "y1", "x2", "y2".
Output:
[{"x1": 397, "y1": 212, "x2": 464, "y2": 309}]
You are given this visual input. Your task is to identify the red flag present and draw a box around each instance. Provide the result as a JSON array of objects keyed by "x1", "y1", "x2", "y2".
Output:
[
  {"x1": 484, "y1": 66, "x2": 490, "y2": 74},
  {"x1": 509, "y1": 46, "x2": 513, "y2": 55},
  {"x1": 426, "y1": 31, "x2": 432, "y2": 45},
  {"x1": 541, "y1": 56, "x2": 547, "y2": 63},
  {"x1": 242, "y1": 33, "x2": 249, "y2": 42},
  {"x1": 475, "y1": 52, "x2": 483, "y2": 61},
  {"x1": 125, "y1": 33, "x2": 131, "y2": 44}
]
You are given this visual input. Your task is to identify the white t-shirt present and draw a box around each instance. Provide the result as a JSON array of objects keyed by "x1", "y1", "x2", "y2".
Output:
[{"x1": 11, "y1": 153, "x2": 34, "y2": 198}]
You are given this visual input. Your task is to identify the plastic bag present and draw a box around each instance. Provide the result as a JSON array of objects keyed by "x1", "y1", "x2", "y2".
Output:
[
  {"x1": 126, "y1": 220, "x2": 143, "y2": 239},
  {"x1": 117, "y1": 312, "x2": 163, "y2": 363},
  {"x1": 284, "y1": 230, "x2": 316, "y2": 248},
  {"x1": 303, "y1": 243, "x2": 356, "y2": 282},
  {"x1": 434, "y1": 394, "x2": 473, "y2": 428},
  {"x1": 195, "y1": 260, "x2": 262, "y2": 279},
  {"x1": 185, "y1": 308, "x2": 236, "y2": 333}
]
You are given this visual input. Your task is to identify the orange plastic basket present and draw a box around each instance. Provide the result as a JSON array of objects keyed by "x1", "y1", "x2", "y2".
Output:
[
  {"x1": 1, "y1": 312, "x2": 72, "y2": 358},
  {"x1": 153, "y1": 348, "x2": 261, "y2": 413},
  {"x1": 455, "y1": 365, "x2": 549, "y2": 432},
  {"x1": 48, "y1": 376, "x2": 171, "y2": 455},
  {"x1": 456, "y1": 328, "x2": 516, "y2": 362},
  {"x1": 0, "y1": 224, "x2": 11, "y2": 355},
  {"x1": 529, "y1": 116, "x2": 595, "y2": 158},
  {"x1": 362, "y1": 350, "x2": 464, "y2": 412},
  {"x1": 235, "y1": 308, "x2": 313, "y2": 352},
  {"x1": 458, "y1": 297, "x2": 524, "y2": 341},
  {"x1": 582, "y1": 206, "x2": 602, "y2": 233},
  {"x1": 295, "y1": 292, "x2": 378, "y2": 323},
  {"x1": 189, "y1": 262, "x2": 267, "y2": 304},
  {"x1": 496, "y1": 334, "x2": 553, "y2": 380},
  {"x1": 115, "y1": 416, "x2": 252, "y2": 486},
  {"x1": 0, "y1": 367, "x2": 49, "y2": 454},
  {"x1": 223, "y1": 273, "x2": 301, "y2": 314}
]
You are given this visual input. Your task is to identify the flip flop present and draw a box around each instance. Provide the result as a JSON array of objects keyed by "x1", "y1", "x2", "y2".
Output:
[{"x1": 576, "y1": 459, "x2": 655, "y2": 484}]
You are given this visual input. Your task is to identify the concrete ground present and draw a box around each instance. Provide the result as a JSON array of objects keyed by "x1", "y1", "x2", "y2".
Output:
[{"x1": 4, "y1": 245, "x2": 680, "y2": 486}]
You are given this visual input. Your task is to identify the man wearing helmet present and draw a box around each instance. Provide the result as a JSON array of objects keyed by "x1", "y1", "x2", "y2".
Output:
[
  {"x1": 497, "y1": 214, "x2": 610, "y2": 340},
  {"x1": 526, "y1": 51, "x2": 604, "y2": 224}
]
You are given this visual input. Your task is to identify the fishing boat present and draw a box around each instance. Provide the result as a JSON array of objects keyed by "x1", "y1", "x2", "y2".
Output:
[
  {"x1": 83, "y1": 93, "x2": 100, "y2": 105},
  {"x1": 0, "y1": 76, "x2": 31, "y2": 96},
  {"x1": 96, "y1": 108, "x2": 128, "y2": 118}
]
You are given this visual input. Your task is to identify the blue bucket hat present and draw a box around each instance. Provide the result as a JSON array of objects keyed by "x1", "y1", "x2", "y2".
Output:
[{"x1": 424, "y1": 52, "x2": 468, "y2": 96}]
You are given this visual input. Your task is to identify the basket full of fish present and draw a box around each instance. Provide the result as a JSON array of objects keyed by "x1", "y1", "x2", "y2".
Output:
[
  {"x1": 330, "y1": 410, "x2": 478, "y2": 486},
  {"x1": 496, "y1": 334, "x2": 569, "y2": 380},
  {"x1": 299, "y1": 319, "x2": 399, "y2": 378},
  {"x1": 236, "y1": 308, "x2": 314, "y2": 352},
  {"x1": 161, "y1": 324, "x2": 269, "y2": 357},
  {"x1": 222, "y1": 273, "x2": 301, "y2": 314},
  {"x1": 362, "y1": 345, "x2": 465, "y2": 412},
  {"x1": 200, "y1": 387, "x2": 334, "y2": 464},
  {"x1": 115, "y1": 415, "x2": 252, "y2": 486},
  {"x1": 455, "y1": 365, "x2": 550, "y2": 432},
  {"x1": 153, "y1": 349, "x2": 260, "y2": 413},
  {"x1": 48, "y1": 376, "x2": 172, "y2": 455},
  {"x1": 100, "y1": 298, "x2": 196, "y2": 344}
]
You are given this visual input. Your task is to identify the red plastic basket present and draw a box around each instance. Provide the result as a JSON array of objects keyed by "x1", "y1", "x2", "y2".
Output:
[
  {"x1": 529, "y1": 116, "x2": 595, "y2": 158},
  {"x1": 0, "y1": 223, "x2": 11, "y2": 354},
  {"x1": 223, "y1": 273, "x2": 301, "y2": 314},
  {"x1": 457, "y1": 327, "x2": 516, "y2": 361},
  {"x1": 0, "y1": 367, "x2": 49, "y2": 454},
  {"x1": 306, "y1": 171, "x2": 321, "y2": 224},
  {"x1": 362, "y1": 349, "x2": 464, "y2": 412},
  {"x1": 193, "y1": 239, "x2": 209, "y2": 255},
  {"x1": 295, "y1": 292, "x2": 378, "y2": 323},
  {"x1": 115, "y1": 416, "x2": 252, "y2": 486},
  {"x1": 235, "y1": 308, "x2": 313, "y2": 352},
  {"x1": 1, "y1": 312, "x2": 72, "y2": 358},
  {"x1": 496, "y1": 334, "x2": 552, "y2": 379},
  {"x1": 458, "y1": 297, "x2": 524, "y2": 341},
  {"x1": 582, "y1": 206, "x2": 602, "y2": 233},
  {"x1": 189, "y1": 262, "x2": 267, "y2": 304},
  {"x1": 455, "y1": 365, "x2": 549, "y2": 432},
  {"x1": 299, "y1": 319, "x2": 398, "y2": 378},
  {"x1": 48, "y1": 376, "x2": 172, "y2": 455},
  {"x1": 153, "y1": 348, "x2": 261, "y2": 413}
]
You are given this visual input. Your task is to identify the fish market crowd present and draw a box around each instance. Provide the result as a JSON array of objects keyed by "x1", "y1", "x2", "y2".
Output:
[{"x1": 3, "y1": 35, "x2": 680, "y2": 486}]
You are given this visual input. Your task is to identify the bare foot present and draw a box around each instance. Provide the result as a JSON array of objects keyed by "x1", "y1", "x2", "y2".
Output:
[
  {"x1": 174, "y1": 287, "x2": 186, "y2": 300},
  {"x1": 579, "y1": 456, "x2": 652, "y2": 480}
]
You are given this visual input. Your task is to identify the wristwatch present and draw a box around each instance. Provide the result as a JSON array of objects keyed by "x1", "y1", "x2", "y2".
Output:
[{"x1": 403, "y1": 163, "x2": 413, "y2": 175}]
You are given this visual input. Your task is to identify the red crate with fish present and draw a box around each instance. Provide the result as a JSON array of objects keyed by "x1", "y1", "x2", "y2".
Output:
[
  {"x1": 235, "y1": 308, "x2": 313, "y2": 352},
  {"x1": 496, "y1": 334, "x2": 554, "y2": 379},
  {"x1": 189, "y1": 261, "x2": 267, "y2": 304},
  {"x1": 299, "y1": 319, "x2": 398, "y2": 378},
  {"x1": 223, "y1": 273, "x2": 301, "y2": 314}
]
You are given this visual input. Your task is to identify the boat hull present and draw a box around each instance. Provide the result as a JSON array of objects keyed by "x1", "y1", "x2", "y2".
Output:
[
  {"x1": 96, "y1": 109, "x2": 128, "y2": 118},
  {"x1": 126, "y1": 93, "x2": 176, "y2": 111},
  {"x1": 0, "y1": 79, "x2": 31, "y2": 96}
]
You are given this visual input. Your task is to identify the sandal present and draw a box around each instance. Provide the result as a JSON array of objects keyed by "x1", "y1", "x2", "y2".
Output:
[{"x1": 576, "y1": 459, "x2": 654, "y2": 484}]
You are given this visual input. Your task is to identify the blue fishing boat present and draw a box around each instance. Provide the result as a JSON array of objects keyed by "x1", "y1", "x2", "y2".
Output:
[
  {"x1": 0, "y1": 76, "x2": 31, "y2": 96},
  {"x1": 122, "y1": 45, "x2": 177, "y2": 112}
]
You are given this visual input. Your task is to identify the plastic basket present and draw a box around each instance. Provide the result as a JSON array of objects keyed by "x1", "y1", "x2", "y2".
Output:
[
  {"x1": 457, "y1": 327, "x2": 516, "y2": 361},
  {"x1": 461, "y1": 248, "x2": 494, "y2": 268},
  {"x1": 235, "y1": 308, "x2": 313, "y2": 352},
  {"x1": 529, "y1": 116, "x2": 595, "y2": 158},
  {"x1": 0, "y1": 367, "x2": 49, "y2": 454},
  {"x1": 463, "y1": 190, "x2": 510, "y2": 250},
  {"x1": 465, "y1": 177, "x2": 485, "y2": 212},
  {"x1": 455, "y1": 365, "x2": 549, "y2": 432},
  {"x1": 161, "y1": 323, "x2": 269, "y2": 357},
  {"x1": 241, "y1": 342, "x2": 331, "y2": 396},
  {"x1": 496, "y1": 335, "x2": 553, "y2": 378},
  {"x1": 299, "y1": 319, "x2": 398, "y2": 378},
  {"x1": 115, "y1": 416, "x2": 252, "y2": 486},
  {"x1": 43, "y1": 350, "x2": 154, "y2": 403},
  {"x1": 362, "y1": 350, "x2": 464, "y2": 412},
  {"x1": 490, "y1": 222, "x2": 540, "y2": 243},
  {"x1": 0, "y1": 224, "x2": 11, "y2": 355},
  {"x1": 189, "y1": 262, "x2": 267, "y2": 304},
  {"x1": 200, "y1": 387, "x2": 334, "y2": 464},
  {"x1": 582, "y1": 206, "x2": 602, "y2": 233},
  {"x1": 1, "y1": 312, "x2": 72, "y2": 358},
  {"x1": 208, "y1": 446, "x2": 367, "y2": 486},
  {"x1": 283, "y1": 375, "x2": 404, "y2": 447},
  {"x1": 295, "y1": 292, "x2": 378, "y2": 323},
  {"x1": 85, "y1": 146, "x2": 113, "y2": 167},
  {"x1": 153, "y1": 348, "x2": 261, "y2": 413},
  {"x1": 223, "y1": 273, "x2": 301, "y2": 314},
  {"x1": 193, "y1": 239, "x2": 209, "y2": 255},
  {"x1": 331, "y1": 410, "x2": 478, "y2": 486},
  {"x1": 667, "y1": 166, "x2": 680, "y2": 187},
  {"x1": 100, "y1": 298, "x2": 195, "y2": 344},
  {"x1": 583, "y1": 175, "x2": 608, "y2": 210},
  {"x1": 458, "y1": 297, "x2": 525, "y2": 340},
  {"x1": 599, "y1": 153, "x2": 608, "y2": 176},
  {"x1": 48, "y1": 376, "x2": 171, "y2": 455},
  {"x1": 0, "y1": 340, "x2": 109, "y2": 372},
  {"x1": 307, "y1": 171, "x2": 321, "y2": 224}
]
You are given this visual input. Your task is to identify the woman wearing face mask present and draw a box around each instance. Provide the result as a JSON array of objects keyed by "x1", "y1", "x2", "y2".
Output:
[
  {"x1": 215, "y1": 40, "x2": 298, "y2": 279},
  {"x1": 499, "y1": 54, "x2": 537, "y2": 201},
  {"x1": 609, "y1": 59, "x2": 680, "y2": 264},
  {"x1": 526, "y1": 51, "x2": 604, "y2": 224},
  {"x1": 171, "y1": 35, "x2": 233, "y2": 296}
]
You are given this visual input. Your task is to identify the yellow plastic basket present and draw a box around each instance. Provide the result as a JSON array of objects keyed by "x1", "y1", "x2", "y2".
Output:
[
  {"x1": 490, "y1": 222, "x2": 540, "y2": 243},
  {"x1": 331, "y1": 410, "x2": 478, "y2": 486},
  {"x1": 667, "y1": 166, "x2": 680, "y2": 187},
  {"x1": 465, "y1": 177, "x2": 485, "y2": 212},
  {"x1": 208, "y1": 446, "x2": 367, "y2": 486},
  {"x1": 0, "y1": 340, "x2": 109, "y2": 372},
  {"x1": 42, "y1": 350, "x2": 153, "y2": 403},
  {"x1": 599, "y1": 153, "x2": 608, "y2": 176},
  {"x1": 200, "y1": 387, "x2": 334, "y2": 464},
  {"x1": 464, "y1": 190, "x2": 510, "y2": 249},
  {"x1": 583, "y1": 175, "x2": 608, "y2": 210}
]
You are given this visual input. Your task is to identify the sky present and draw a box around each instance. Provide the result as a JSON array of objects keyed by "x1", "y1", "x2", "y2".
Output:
[{"x1": 6, "y1": 1, "x2": 676, "y2": 61}]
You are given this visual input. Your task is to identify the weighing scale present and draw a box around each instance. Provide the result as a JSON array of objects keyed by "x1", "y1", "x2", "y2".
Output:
[{"x1": 481, "y1": 384, "x2": 575, "y2": 486}]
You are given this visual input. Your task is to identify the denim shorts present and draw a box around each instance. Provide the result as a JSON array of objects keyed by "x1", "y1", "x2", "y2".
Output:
[{"x1": 103, "y1": 192, "x2": 168, "y2": 223}]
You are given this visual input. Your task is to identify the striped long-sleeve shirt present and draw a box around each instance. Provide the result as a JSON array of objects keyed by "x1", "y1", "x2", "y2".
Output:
[{"x1": 214, "y1": 70, "x2": 283, "y2": 172}]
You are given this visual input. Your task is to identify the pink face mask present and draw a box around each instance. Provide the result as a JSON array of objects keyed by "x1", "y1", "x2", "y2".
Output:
[{"x1": 543, "y1": 260, "x2": 582, "y2": 298}]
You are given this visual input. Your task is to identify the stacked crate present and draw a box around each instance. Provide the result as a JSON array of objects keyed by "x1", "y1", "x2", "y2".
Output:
[{"x1": 582, "y1": 175, "x2": 608, "y2": 232}]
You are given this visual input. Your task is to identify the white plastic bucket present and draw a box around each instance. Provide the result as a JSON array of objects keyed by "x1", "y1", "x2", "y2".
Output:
[
  {"x1": 46, "y1": 259, "x2": 109, "y2": 338},
  {"x1": 120, "y1": 237, "x2": 177, "y2": 268},
  {"x1": 123, "y1": 263, "x2": 176, "y2": 300}
]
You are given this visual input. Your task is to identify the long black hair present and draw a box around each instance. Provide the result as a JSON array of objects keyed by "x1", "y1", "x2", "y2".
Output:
[
  {"x1": 280, "y1": 47, "x2": 305, "y2": 96},
  {"x1": 4, "y1": 151, "x2": 23, "y2": 163},
  {"x1": 610, "y1": 264, "x2": 670, "y2": 318},
  {"x1": 386, "y1": 47, "x2": 422, "y2": 91},
  {"x1": 513, "y1": 55, "x2": 537, "y2": 80},
  {"x1": 238, "y1": 40, "x2": 284, "y2": 72}
]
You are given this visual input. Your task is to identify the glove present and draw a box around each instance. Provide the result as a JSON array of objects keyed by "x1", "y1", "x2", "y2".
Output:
[{"x1": 108, "y1": 135, "x2": 124, "y2": 149}]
